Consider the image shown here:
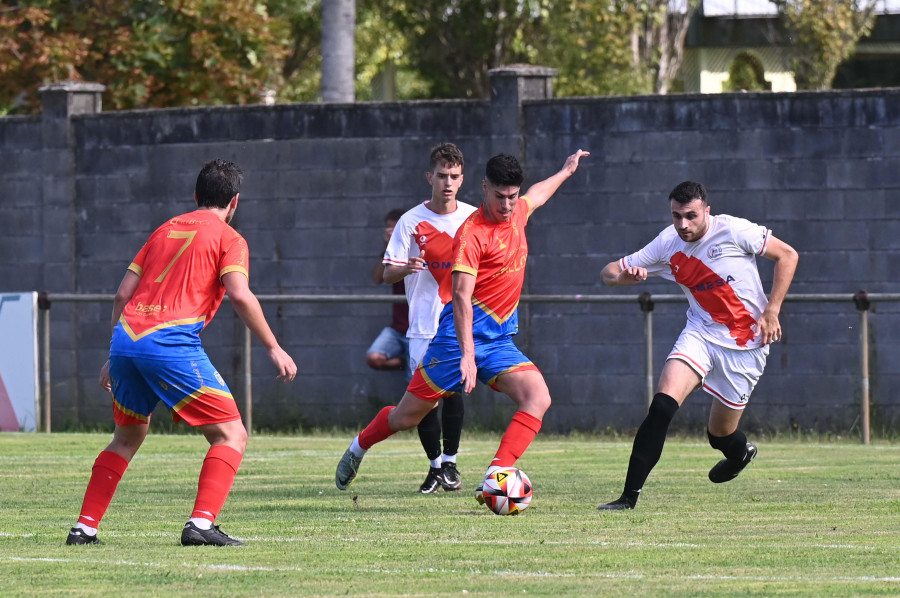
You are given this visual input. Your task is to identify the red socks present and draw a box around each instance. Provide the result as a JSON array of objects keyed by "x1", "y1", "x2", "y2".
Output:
[
  {"x1": 491, "y1": 411, "x2": 543, "y2": 468},
  {"x1": 358, "y1": 406, "x2": 396, "y2": 450},
  {"x1": 77, "y1": 450, "x2": 129, "y2": 529},
  {"x1": 190, "y1": 445, "x2": 243, "y2": 522}
]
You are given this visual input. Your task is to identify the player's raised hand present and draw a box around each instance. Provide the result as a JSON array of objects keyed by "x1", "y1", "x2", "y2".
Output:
[
  {"x1": 268, "y1": 347, "x2": 298, "y2": 382},
  {"x1": 561, "y1": 149, "x2": 590, "y2": 176}
]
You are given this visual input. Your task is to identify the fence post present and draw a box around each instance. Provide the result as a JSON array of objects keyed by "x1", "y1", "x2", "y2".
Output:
[
  {"x1": 639, "y1": 292, "x2": 655, "y2": 409},
  {"x1": 243, "y1": 325, "x2": 252, "y2": 436},
  {"x1": 37, "y1": 292, "x2": 51, "y2": 433},
  {"x1": 487, "y1": 64, "x2": 558, "y2": 157},
  {"x1": 853, "y1": 290, "x2": 871, "y2": 444}
]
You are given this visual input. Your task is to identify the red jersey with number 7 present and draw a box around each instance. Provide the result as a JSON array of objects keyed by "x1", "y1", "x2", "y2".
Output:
[{"x1": 110, "y1": 209, "x2": 249, "y2": 358}]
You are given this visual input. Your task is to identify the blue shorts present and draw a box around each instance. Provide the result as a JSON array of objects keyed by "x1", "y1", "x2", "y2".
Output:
[
  {"x1": 108, "y1": 353, "x2": 240, "y2": 426},
  {"x1": 366, "y1": 327, "x2": 409, "y2": 361},
  {"x1": 407, "y1": 335, "x2": 539, "y2": 400}
]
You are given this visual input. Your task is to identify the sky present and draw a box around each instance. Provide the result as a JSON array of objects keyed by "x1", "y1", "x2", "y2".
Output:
[{"x1": 702, "y1": 0, "x2": 900, "y2": 16}]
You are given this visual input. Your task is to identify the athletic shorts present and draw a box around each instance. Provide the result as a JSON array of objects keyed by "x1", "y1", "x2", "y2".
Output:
[
  {"x1": 108, "y1": 353, "x2": 240, "y2": 426},
  {"x1": 406, "y1": 335, "x2": 539, "y2": 401},
  {"x1": 366, "y1": 327, "x2": 409, "y2": 360},
  {"x1": 667, "y1": 327, "x2": 769, "y2": 410},
  {"x1": 407, "y1": 337, "x2": 431, "y2": 382}
]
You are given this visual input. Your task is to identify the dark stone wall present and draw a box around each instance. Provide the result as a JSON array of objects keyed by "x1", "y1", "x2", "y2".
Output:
[{"x1": 1, "y1": 80, "x2": 897, "y2": 434}]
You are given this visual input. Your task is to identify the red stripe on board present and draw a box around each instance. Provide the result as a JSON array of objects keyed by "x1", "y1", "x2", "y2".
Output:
[{"x1": 0, "y1": 373, "x2": 20, "y2": 431}]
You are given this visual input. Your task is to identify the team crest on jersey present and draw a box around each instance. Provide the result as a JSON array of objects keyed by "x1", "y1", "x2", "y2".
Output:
[{"x1": 707, "y1": 245, "x2": 723, "y2": 259}]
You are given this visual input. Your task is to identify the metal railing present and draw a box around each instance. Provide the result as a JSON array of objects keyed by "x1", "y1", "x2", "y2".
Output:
[{"x1": 36, "y1": 291, "x2": 884, "y2": 443}]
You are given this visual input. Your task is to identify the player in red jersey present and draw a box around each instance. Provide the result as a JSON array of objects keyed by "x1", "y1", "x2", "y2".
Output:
[
  {"x1": 382, "y1": 142, "x2": 476, "y2": 494},
  {"x1": 336, "y1": 150, "x2": 590, "y2": 494},
  {"x1": 66, "y1": 159, "x2": 297, "y2": 546},
  {"x1": 598, "y1": 181, "x2": 798, "y2": 510}
]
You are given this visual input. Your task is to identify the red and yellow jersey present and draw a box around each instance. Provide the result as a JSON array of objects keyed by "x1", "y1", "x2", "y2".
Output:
[
  {"x1": 110, "y1": 209, "x2": 248, "y2": 357},
  {"x1": 450, "y1": 196, "x2": 532, "y2": 339}
]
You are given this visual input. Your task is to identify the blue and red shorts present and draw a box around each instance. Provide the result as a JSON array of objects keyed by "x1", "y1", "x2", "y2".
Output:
[
  {"x1": 406, "y1": 335, "x2": 539, "y2": 401},
  {"x1": 108, "y1": 353, "x2": 240, "y2": 426}
]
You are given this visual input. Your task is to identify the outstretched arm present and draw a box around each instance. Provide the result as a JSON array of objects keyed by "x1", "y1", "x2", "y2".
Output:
[
  {"x1": 757, "y1": 235, "x2": 799, "y2": 345},
  {"x1": 600, "y1": 260, "x2": 647, "y2": 287},
  {"x1": 524, "y1": 149, "x2": 590, "y2": 215},
  {"x1": 223, "y1": 272, "x2": 297, "y2": 382}
]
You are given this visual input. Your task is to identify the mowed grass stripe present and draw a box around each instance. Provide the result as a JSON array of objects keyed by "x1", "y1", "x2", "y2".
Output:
[{"x1": 0, "y1": 433, "x2": 896, "y2": 597}]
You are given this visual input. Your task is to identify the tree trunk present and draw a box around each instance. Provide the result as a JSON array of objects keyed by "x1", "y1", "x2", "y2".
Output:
[{"x1": 321, "y1": 0, "x2": 356, "y2": 102}]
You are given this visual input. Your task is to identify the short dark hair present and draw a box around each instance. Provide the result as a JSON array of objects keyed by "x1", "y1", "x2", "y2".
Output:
[
  {"x1": 429, "y1": 142, "x2": 464, "y2": 171},
  {"x1": 385, "y1": 208, "x2": 405, "y2": 224},
  {"x1": 669, "y1": 181, "x2": 707, "y2": 205},
  {"x1": 196, "y1": 159, "x2": 242, "y2": 209},
  {"x1": 484, "y1": 154, "x2": 524, "y2": 187}
]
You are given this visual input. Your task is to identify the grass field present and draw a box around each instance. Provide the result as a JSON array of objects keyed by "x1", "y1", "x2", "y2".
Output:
[{"x1": 0, "y1": 432, "x2": 897, "y2": 597}]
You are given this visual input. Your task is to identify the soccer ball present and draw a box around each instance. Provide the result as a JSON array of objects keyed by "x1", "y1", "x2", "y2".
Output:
[{"x1": 481, "y1": 468, "x2": 533, "y2": 516}]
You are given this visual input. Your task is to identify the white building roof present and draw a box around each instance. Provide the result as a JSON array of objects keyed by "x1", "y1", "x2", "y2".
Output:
[{"x1": 702, "y1": 0, "x2": 900, "y2": 17}]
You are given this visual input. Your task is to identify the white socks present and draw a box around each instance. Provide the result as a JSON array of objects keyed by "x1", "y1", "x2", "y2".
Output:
[
  {"x1": 349, "y1": 436, "x2": 366, "y2": 458},
  {"x1": 75, "y1": 522, "x2": 98, "y2": 536},
  {"x1": 189, "y1": 517, "x2": 214, "y2": 530}
]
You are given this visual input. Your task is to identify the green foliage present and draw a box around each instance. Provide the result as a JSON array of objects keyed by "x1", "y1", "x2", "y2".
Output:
[
  {"x1": 265, "y1": 0, "x2": 321, "y2": 102},
  {"x1": 0, "y1": 0, "x2": 287, "y2": 113},
  {"x1": 773, "y1": 0, "x2": 879, "y2": 90},
  {"x1": 0, "y1": 433, "x2": 897, "y2": 596},
  {"x1": 362, "y1": 0, "x2": 548, "y2": 99},
  {"x1": 541, "y1": 0, "x2": 649, "y2": 96},
  {"x1": 539, "y1": 0, "x2": 699, "y2": 97},
  {"x1": 724, "y1": 52, "x2": 771, "y2": 92}
]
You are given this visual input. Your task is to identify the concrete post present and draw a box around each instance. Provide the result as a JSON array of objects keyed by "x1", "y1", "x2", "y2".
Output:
[
  {"x1": 38, "y1": 81, "x2": 105, "y2": 427},
  {"x1": 38, "y1": 81, "x2": 105, "y2": 288},
  {"x1": 487, "y1": 64, "x2": 557, "y2": 156}
]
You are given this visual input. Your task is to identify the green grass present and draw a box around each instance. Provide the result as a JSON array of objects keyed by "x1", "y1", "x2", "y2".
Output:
[{"x1": 0, "y1": 432, "x2": 897, "y2": 597}]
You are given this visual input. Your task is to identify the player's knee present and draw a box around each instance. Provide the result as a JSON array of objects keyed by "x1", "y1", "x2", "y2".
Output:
[
  {"x1": 234, "y1": 427, "x2": 249, "y2": 453},
  {"x1": 520, "y1": 392, "x2": 551, "y2": 417},
  {"x1": 387, "y1": 406, "x2": 417, "y2": 431},
  {"x1": 707, "y1": 428, "x2": 736, "y2": 451},
  {"x1": 648, "y1": 393, "x2": 680, "y2": 424},
  {"x1": 366, "y1": 353, "x2": 386, "y2": 370}
]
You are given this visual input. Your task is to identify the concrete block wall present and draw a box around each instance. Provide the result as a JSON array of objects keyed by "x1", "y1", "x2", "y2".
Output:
[
  {"x1": 1, "y1": 76, "x2": 898, "y2": 434},
  {"x1": 520, "y1": 90, "x2": 900, "y2": 434}
]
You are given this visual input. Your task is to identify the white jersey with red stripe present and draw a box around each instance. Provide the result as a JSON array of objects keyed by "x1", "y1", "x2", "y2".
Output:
[
  {"x1": 620, "y1": 214, "x2": 771, "y2": 350},
  {"x1": 384, "y1": 200, "x2": 478, "y2": 339}
]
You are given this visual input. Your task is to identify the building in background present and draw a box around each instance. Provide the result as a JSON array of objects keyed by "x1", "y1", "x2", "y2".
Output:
[{"x1": 681, "y1": 0, "x2": 900, "y2": 93}]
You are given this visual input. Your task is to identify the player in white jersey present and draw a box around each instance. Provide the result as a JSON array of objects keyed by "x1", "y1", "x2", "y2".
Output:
[
  {"x1": 382, "y1": 142, "x2": 478, "y2": 493},
  {"x1": 598, "y1": 181, "x2": 798, "y2": 510}
]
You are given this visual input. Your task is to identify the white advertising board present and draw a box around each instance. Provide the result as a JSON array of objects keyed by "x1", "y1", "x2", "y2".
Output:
[{"x1": 0, "y1": 293, "x2": 39, "y2": 432}]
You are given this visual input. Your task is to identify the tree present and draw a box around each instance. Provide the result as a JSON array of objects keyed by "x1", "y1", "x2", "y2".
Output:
[
  {"x1": 0, "y1": 0, "x2": 287, "y2": 114},
  {"x1": 723, "y1": 52, "x2": 771, "y2": 92},
  {"x1": 365, "y1": 0, "x2": 548, "y2": 99},
  {"x1": 622, "y1": 0, "x2": 698, "y2": 95},
  {"x1": 267, "y1": 0, "x2": 322, "y2": 102},
  {"x1": 772, "y1": 0, "x2": 879, "y2": 91},
  {"x1": 321, "y1": 0, "x2": 355, "y2": 101},
  {"x1": 537, "y1": 0, "x2": 699, "y2": 97}
]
